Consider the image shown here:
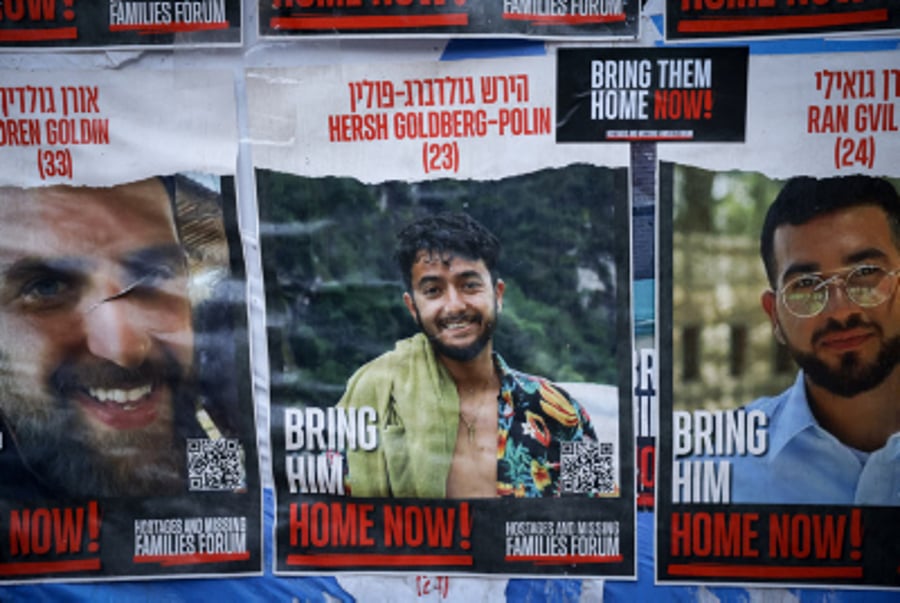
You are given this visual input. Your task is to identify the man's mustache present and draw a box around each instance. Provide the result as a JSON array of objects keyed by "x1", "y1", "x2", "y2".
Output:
[
  {"x1": 437, "y1": 312, "x2": 483, "y2": 328},
  {"x1": 811, "y1": 314, "x2": 882, "y2": 346},
  {"x1": 49, "y1": 353, "x2": 184, "y2": 397}
]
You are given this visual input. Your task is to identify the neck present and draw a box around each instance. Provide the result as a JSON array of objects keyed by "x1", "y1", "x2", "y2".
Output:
[
  {"x1": 437, "y1": 344, "x2": 499, "y2": 394},
  {"x1": 804, "y1": 367, "x2": 900, "y2": 452}
]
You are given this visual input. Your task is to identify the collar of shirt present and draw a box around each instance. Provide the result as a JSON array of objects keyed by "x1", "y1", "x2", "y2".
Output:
[{"x1": 769, "y1": 371, "x2": 873, "y2": 463}]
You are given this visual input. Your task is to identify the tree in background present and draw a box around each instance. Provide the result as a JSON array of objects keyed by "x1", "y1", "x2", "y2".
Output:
[{"x1": 258, "y1": 166, "x2": 626, "y2": 407}]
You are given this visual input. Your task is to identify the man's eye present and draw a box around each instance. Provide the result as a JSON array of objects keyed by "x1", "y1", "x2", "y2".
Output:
[
  {"x1": 463, "y1": 280, "x2": 482, "y2": 291},
  {"x1": 129, "y1": 261, "x2": 187, "y2": 294},
  {"x1": 422, "y1": 286, "x2": 440, "y2": 297},
  {"x1": 854, "y1": 265, "x2": 880, "y2": 277},
  {"x1": 137, "y1": 265, "x2": 179, "y2": 286},
  {"x1": 19, "y1": 277, "x2": 74, "y2": 306},
  {"x1": 791, "y1": 276, "x2": 820, "y2": 291}
]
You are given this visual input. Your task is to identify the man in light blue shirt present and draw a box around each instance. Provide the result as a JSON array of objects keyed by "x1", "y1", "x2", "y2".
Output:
[
  {"x1": 731, "y1": 175, "x2": 900, "y2": 506},
  {"x1": 730, "y1": 373, "x2": 900, "y2": 505}
]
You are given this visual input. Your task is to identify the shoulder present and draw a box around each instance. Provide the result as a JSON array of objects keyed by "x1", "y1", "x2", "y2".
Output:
[
  {"x1": 339, "y1": 334, "x2": 429, "y2": 405},
  {"x1": 496, "y1": 355, "x2": 592, "y2": 430},
  {"x1": 350, "y1": 334, "x2": 422, "y2": 374}
]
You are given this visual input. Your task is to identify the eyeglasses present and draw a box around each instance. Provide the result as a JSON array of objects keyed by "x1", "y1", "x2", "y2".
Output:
[{"x1": 778, "y1": 264, "x2": 900, "y2": 318}]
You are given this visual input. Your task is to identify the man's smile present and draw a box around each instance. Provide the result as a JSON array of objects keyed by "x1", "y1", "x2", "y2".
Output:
[
  {"x1": 75, "y1": 381, "x2": 165, "y2": 430},
  {"x1": 811, "y1": 317, "x2": 880, "y2": 355},
  {"x1": 87, "y1": 383, "x2": 153, "y2": 406},
  {"x1": 818, "y1": 330, "x2": 874, "y2": 353},
  {"x1": 439, "y1": 314, "x2": 481, "y2": 334}
]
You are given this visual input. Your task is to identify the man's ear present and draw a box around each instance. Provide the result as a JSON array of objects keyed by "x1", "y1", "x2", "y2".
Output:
[
  {"x1": 494, "y1": 279, "x2": 505, "y2": 312},
  {"x1": 761, "y1": 290, "x2": 785, "y2": 344},
  {"x1": 403, "y1": 291, "x2": 417, "y2": 321}
]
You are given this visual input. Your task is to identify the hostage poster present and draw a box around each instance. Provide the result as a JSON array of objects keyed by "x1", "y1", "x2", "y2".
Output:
[
  {"x1": 248, "y1": 55, "x2": 636, "y2": 576},
  {"x1": 556, "y1": 46, "x2": 749, "y2": 144},
  {"x1": 555, "y1": 45, "x2": 750, "y2": 516},
  {"x1": 0, "y1": 70, "x2": 261, "y2": 582},
  {"x1": 666, "y1": 0, "x2": 900, "y2": 41},
  {"x1": 258, "y1": 0, "x2": 638, "y2": 39},
  {"x1": 0, "y1": 0, "x2": 241, "y2": 49},
  {"x1": 656, "y1": 50, "x2": 900, "y2": 587}
]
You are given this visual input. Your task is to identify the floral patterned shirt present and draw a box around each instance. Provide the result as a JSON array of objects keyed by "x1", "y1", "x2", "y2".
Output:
[{"x1": 495, "y1": 353, "x2": 598, "y2": 497}]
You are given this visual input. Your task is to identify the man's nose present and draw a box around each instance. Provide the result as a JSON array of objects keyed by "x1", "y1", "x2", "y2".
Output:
[
  {"x1": 83, "y1": 290, "x2": 152, "y2": 369},
  {"x1": 822, "y1": 278, "x2": 859, "y2": 318},
  {"x1": 444, "y1": 285, "x2": 466, "y2": 311}
]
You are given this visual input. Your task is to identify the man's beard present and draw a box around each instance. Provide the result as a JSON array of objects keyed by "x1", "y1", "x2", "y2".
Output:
[
  {"x1": 0, "y1": 351, "x2": 188, "y2": 499},
  {"x1": 415, "y1": 302, "x2": 499, "y2": 362},
  {"x1": 784, "y1": 315, "x2": 900, "y2": 398}
]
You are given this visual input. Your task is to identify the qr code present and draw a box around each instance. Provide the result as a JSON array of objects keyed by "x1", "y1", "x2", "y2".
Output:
[
  {"x1": 560, "y1": 441, "x2": 616, "y2": 495},
  {"x1": 187, "y1": 438, "x2": 246, "y2": 492}
]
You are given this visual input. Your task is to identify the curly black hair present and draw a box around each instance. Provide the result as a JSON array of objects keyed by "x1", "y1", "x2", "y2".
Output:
[{"x1": 395, "y1": 212, "x2": 501, "y2": 291}]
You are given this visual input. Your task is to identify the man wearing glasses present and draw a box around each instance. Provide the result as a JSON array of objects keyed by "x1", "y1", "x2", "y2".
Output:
[{"x1": 731, "y1": 174, "x2": 900, "y2": 505}]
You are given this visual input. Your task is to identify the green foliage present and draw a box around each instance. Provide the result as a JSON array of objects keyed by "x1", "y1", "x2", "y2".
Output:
[
  {"x1": 673, "y1": 166, "x2": 784, "y2": 239},
  {"x1": 674, "y1": 167, "x2": 900, "y2": 242},
  {"x1": 257, "y1": 166, "x2": 624, "y2": 404}
]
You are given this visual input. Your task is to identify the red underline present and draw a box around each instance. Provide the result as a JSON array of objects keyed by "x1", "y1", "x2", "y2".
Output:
[
  {"x1": 109, "y1": 21, "x2": 229, "y2": 34},
  {"x1": 0, "y1": 27, "x2": 78, "y2": 41},
  {"x1": 270, "y1": 13, "x2": 468, "y2": 30},
  {"x1": 677, "y1": 8, "x2": 888, "y2": 33},
  {"x1": 507, "y1": 554, "x2": 624, "y2": 564},
  {"x1": 0, "y1": 558, "x2": 101, "y2": 576},
  {"x1": 668, "y1": 563, "x2": 863, "y2": 579},
  {"x1": 133, "y1": 551, "x2": 250, "y2": 566},
  {"x1": 502, "y1": 13, "x2": 626, "y2": 24},
  {"x1": 286, "y1": 553, "x2": 474, "y2": 567}
]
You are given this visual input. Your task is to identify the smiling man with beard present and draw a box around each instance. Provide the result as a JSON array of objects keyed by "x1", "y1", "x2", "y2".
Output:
[
  {"x1": 729, "y1": 175, "x2": 900, "y2": 505},
  {"x1": 337, "y1": 212, "x2": 597, "y2": 499},
  {"x1": 0, "y1": 178, "x2": 220, "y2": 500}
]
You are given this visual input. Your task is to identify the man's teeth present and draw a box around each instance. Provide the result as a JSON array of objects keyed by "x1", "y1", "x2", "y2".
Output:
[
  {"x1": 444, "y1": 321, "x2": 470, "y2": 330},
  {"x1": 87, "y1": 384, "x2": 152, "y2": 405}
]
